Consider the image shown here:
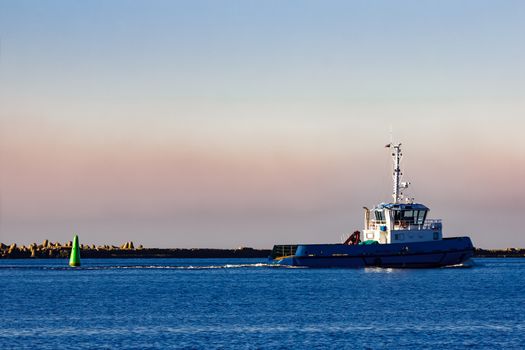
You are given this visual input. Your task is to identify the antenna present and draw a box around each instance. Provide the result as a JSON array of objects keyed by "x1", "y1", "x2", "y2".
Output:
[{"x1": 385, "y1": 142, "x2": 410, "y2": 203}]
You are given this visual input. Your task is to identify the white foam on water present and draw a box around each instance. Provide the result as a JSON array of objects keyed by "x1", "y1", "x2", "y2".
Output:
[
  {"x1": 0, "y1": 262, "x2": 300, "y2": 270},
  {"x1": 442, "y1": 259, "x2": 476, "y2": 268},
  {"x1": 67, "y1": 263, "x2": 277, "y2": 270}
]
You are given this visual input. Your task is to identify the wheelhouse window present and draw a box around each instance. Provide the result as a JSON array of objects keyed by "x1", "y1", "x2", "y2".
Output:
[
  {"x1": 373, "y1": 210, "x2": 385, "y2": 222},
  {"x1": 415, "y1": 210, "x2": 427, "y2": 225},
  {"x1": 391, "y1": 206, "x2": 428, "y2": 227},
  {"x1": 393, "y1": 210, "x2": 402, "y2": 222},
  {"x1": 393, "y1": 210, "x2": 416, "y2": 225}
]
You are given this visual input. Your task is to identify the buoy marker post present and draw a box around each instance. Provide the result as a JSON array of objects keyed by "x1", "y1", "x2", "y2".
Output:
[{"x1": 69, "y1": 234, "x2": 81, "y2": 267}]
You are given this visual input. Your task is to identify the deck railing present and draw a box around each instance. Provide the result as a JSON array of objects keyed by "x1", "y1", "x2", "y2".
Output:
[
  {"x1": 368, "y1": 220, "x2": 387, "y2": 230},
  {"x1": 422, "y1": 219, "x2": 442, "y2": 230},
  {"x1": 270, "y1": 245, "x2": 298, "y2": 259},
  {"x1": 367, "y1": 219, "x2": 442, "y2": 230}
]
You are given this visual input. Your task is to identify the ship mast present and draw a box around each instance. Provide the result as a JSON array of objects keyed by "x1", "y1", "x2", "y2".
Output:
[{"x1": 386, "y1": 142, "x2": 406, "y2": 203}]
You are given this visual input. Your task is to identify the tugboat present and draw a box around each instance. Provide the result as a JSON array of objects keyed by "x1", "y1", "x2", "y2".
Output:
[{"x1": 269, "y1": 143, "x2": 474, "y2": 268}]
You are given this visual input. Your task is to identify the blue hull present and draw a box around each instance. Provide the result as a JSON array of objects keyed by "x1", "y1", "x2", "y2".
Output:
[{"x1": 270, "y1": 237, "x2": 473, "y2": 268}]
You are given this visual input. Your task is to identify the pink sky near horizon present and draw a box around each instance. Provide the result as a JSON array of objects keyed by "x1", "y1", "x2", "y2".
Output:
[{"x1": 1, "y1": 103, "x2": 523, "y2": 249}]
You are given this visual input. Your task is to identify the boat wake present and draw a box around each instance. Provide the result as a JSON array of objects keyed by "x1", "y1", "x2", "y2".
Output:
[
  {"x1": 442, "y1": 259, "x2": 476, "y2": 268},
  {"x1": 105, "y1": 263, "x2": 277, "y2": 270},
  {"x1": 0, "y1": 263, "x2": 279, "y2": 271}
]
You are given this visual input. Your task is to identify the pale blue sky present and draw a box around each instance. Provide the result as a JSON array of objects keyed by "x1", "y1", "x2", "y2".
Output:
[
  {"x1": 2, "y1": 0, "x2": 523, "y2": 101},
  {"x1": 0, "y1": 1, "x2": 524, "y2": 248}
]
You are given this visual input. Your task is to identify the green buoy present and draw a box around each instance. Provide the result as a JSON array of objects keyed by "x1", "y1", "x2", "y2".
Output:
[{"x1": 69, "y1": 235, "x2": 81, "y2": 267}]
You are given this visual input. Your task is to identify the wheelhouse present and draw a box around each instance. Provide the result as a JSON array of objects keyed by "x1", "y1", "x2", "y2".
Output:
[{"x1": 382, "y1": 203, "x2": 429, "y2": 228}]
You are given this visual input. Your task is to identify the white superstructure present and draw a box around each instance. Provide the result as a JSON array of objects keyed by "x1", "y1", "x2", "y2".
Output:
[{"x1": 361, "y1": 143, "x2": 442, "y2": 244}]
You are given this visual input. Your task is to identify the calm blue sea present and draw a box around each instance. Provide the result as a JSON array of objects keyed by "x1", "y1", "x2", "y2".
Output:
[{"x1": 1, "y1": 258, "x2": 524, "y2": 349}]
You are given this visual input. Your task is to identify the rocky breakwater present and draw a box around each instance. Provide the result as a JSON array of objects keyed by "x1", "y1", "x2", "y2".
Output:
[
  {"x1": 0, "y1": 240, "x2": 143, "y2": 259},
  {"x1": 0, "y1": 240, "x2": 271, "y2": 259}
]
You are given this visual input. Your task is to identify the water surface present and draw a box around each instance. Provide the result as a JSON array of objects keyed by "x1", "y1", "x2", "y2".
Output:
[{"x1": 1, "y1": 258, "x2": 524, "y2": 349}]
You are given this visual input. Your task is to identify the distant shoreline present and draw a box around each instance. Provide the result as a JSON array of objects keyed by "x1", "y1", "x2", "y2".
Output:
[
  {"x1": 472, "y1": 248, "x2": 525, "y2": 258},
  {"x1": 0, "y1": 241, "x2": 271, "y2": 259},
  {"x1": 1, "y1": 241, "x2": 524, "y2": 259}
]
